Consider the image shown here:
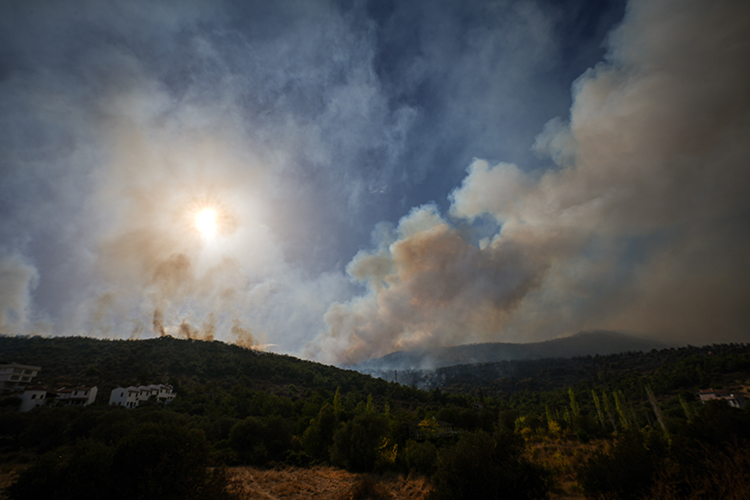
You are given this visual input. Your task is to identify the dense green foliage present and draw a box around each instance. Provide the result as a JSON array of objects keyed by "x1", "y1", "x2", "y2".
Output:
[
  {"x1": 5, "y1": 418, "x2": 234, "y2": 500},
  {"x1": 428, "y1": 430, "x2": 549, "y2": 500},
  {"x1": 2, "y1": 335, "x2": 749, "y2": 499},
  {"x1": 0, "y1": 335, "x2": 422, "y2": 407},
  {"x1": 400, "y1": 343, "x2": 750, "y2": 397},
  {"x1": 578, "y1": 400, "x2": 750, "y2": 499}
]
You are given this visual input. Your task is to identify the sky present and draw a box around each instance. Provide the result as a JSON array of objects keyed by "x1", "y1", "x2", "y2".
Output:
[{"x1": 1, "y1": 0, "x2": 749, "y2": 365}]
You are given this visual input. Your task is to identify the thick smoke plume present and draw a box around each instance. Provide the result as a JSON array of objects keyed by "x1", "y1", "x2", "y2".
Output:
[
  {"x1": 0, "y1": 251, "x2": 40, "y2": 334},
  {"x1": 312, "y1": 0, "x2": 750, "y2": 364}
]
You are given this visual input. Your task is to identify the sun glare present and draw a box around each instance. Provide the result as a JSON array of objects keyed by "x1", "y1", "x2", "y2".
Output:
[{"x1": 196, "y1": 208, "x2": 217, "y2": 238}]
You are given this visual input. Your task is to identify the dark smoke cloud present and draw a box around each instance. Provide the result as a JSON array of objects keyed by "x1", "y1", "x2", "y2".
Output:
[{"x1": 311, "y1": 0, "x2": 750, "y2": 364}]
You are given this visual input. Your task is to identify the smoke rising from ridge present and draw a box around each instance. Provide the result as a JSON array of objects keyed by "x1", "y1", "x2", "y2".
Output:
[
  {"x1": 311, "y1": 0, "x2": 750, "y2": 364},
  {"x1": 0, "y1": 251, "x2": 40, "y2": 333},
  {"x1": 1, "y1": 0, "x2": 748, "y2": 362}
]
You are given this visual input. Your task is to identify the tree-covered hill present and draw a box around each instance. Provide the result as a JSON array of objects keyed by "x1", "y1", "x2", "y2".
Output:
[
  {"x1": 355, "y1": 330, "x2": 670, "y2": 372},
  {"x1": 0, "y1": 335, "x2": 422, "y2": 408},
  {"x1": 396, "y1": 343, "x2": 750, "y2": 397},
  {"x1": 2, "y1": 335, "x2": 750, "y2": 499}
]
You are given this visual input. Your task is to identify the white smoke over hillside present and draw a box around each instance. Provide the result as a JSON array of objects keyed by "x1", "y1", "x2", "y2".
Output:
[
  {"x1": 0, "y1": 251, "x2": 40, "y2": 332},
  {"x1": 311, "y1": 0, "x2": 750, "y2": 364},
  {"x1": 1, "y1": 0, "x2": 748, "y2": 362}
]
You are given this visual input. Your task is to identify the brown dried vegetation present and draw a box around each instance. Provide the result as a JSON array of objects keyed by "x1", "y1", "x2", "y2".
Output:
[{"x1": 228, "y1": 466, "x2": 431, "y2": 500}]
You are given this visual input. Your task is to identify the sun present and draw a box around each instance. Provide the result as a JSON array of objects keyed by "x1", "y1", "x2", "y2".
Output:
[{"x1": 196, "y1": 208, "x2": 217, "y2": 238}]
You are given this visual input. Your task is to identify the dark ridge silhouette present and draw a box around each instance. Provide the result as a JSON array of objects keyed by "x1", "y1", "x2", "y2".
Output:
[{"x1": 352, "y1": 330, "x2": 671, "y2": 374}]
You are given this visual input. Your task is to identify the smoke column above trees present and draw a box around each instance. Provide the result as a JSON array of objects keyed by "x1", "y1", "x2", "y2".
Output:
[{"x1": 310, "y1": 0, "x2": 750, "y2": 364}]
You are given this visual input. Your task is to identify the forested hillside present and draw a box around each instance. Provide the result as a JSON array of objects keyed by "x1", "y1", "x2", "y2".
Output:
[
  {"x1": 0, "y1": 335, "x2": 424, "y2": 412},
  {"x1": 401, "y1": 342, "x2": 750, "y2": 396},
  {"x1": 1, "y1": 336, "x2": 749, "y2": 500},
  {"x1": 355, "y1": 330, "x2": 669, "y2": 371}
]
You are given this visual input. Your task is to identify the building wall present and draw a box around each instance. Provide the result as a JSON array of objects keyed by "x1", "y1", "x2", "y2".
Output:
[
  {"x1": 19, "y1": 389, "x2": 48, "y2": 412},
  {"x1": 109, "y1": 384, "x2": 175, "y2": 409},
  {"x1": 0, "y1": 363, "x2": 41, "y2": 393}
]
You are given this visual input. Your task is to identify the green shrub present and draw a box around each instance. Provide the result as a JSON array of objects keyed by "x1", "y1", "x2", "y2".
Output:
[
  {"x1": 402, "y1": 439, "x2": 438, "y2": 476},
  {"x1": 342, "y1": 475, "x2": 392, "y2": 500},
  {"x1": 577, "y1": 429, "x2": 666, "y2": 500},
  {"x1": 229, "y1": 415, "x2": 292, "y2": 465},
  {"x1": 7, "y1": 423, "x2": 235, "y2": 500},
  {"x1": 429, "y1": 430, "x2": 549, "y2": 500},
  {"x1": 330, "y1": 413, "x2": 389, "y2": 472}
]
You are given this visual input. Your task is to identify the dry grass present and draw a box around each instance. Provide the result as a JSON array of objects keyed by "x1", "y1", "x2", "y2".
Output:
[
  {"x1": 0, "y1": 463, "x2": 29, "y2": 500},
  {"x1": 646, "y1": 445, "x2": 750, "y2": 500},
  {"x1": 525, "y1": 437, "x2": 606, "y2": 500},
  {"x1": 228, "y1": 466, "x2": 431, "y2": 500}
]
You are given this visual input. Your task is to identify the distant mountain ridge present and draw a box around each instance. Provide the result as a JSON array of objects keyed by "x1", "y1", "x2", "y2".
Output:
[{"x1": 353, "y1": 330, "x2": 670, "y2": 374}]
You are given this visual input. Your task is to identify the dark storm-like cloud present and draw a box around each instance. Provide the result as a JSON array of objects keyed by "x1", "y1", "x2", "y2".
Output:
[{"x1": 312, "y1": 0, "x2": 750, "y2": 364}]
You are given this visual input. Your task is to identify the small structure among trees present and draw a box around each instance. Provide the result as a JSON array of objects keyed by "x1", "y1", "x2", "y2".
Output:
[
  {"x1": 19, "y1": 385, "x2": 49, "y2": 412},
  {"x1": 108, "y1": 384, "x2": 175, "y2": 409},
  {"x1": 698, "y1": 388, "x2": 745, "y2": 408},
  {"x1": 56, "y1": 386, "x2": 98, "y2": 407},
  {"x1": 19, "y1": 385, "x2": 98, "y2": 411},
  {"x1": 0, "y1": 363, "x2": 41, "y2": 393}
]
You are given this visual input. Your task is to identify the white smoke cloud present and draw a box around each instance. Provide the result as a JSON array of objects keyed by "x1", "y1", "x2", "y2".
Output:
[
  {"x1": 0, "y1": 250, "x2": 40, "y2": 333},
  {"x1": 312, "y1": 0, "x2": 750, "y2": 363},
  {"x1": 309, "y1": 204, "x2": 552, "y2": 364},
  {"x1": 4, "y1": 0, "x2": 747, "y2": 363},
  {"x1": 71, "y1": 81, "x2": 359, "y2": 350},
  {"x1": 0, "y1": 0, "x2": 367, "y2": 351}
]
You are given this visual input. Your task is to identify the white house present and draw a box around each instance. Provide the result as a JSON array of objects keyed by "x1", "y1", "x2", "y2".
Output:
[
  {"x1": 0, "y1": 363, "x2": 41, "y2": 393},
  {"x1": 109, "y1": 384, "x2": 175, "y2": 409},
  {"x1": 56, "y1": 386, "x2": 98, "y2": 407},
  {"x1": 108, "y1": 386, "x2": 141, "y2": 408},
  {"x1": 19, "y1": 385, "x2": 49, "y2": 412},
  {"x1": 699, "y1": 388, "x2": 745, "y2": 408},
  {"x1": 145, "y1": 384, "x2": 176, "y2": 404}
]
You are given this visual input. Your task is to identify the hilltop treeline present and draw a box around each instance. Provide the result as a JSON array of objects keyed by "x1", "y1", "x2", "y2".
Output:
[
  {"x1": 0, "y1": 335, "x2": 421, "y2": 406},
  {"x1": 1, "y1": 336, "x2": 750, "y2": 499},
  {"x1": 399, "y1": 343, "x2": 750, "y2": 395},
  {"x1": 0, "y1": 335, "x2": 544, "y2": 499}
]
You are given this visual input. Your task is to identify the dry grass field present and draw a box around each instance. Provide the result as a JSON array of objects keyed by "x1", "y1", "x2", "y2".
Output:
[
  {"x1": 526, "y1": 438, "x2": 606, "y2": 500},
  {"x1": 228, "y1": 466, "x2": 432, "y2": 500},
  {"x1": 0, "y1": 464, "x2": 24, "y2": 500}
]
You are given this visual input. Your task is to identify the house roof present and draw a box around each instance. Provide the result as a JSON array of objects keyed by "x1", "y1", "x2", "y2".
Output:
[
  {"x1": 0, "y1": 363, "x2": 41, "y2": 371},
  {"x1": 24, "y1": 385, "x2": 48, "y2": 392}
]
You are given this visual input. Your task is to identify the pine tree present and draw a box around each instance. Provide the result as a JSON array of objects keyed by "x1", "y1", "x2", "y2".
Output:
[
  {"x1": 569, "y1": 388, "x2": 580, "y2": 418},
  {"x1": 679, "y1": 395, "x2": 692, "y2": 422},
  {"x1": 614, "y1": 391, "x2": 629, "y2": 430},
  {"x1": 603, "y1": 392, "x2": 618, "y2": 433},
  {"x1": 645, "y1": 385, "x2": 668, "y2": 438},
  {"x1": 592, "y1": 390, "x2": 605, "y2": 429},
  {"x1": 333, "y1": 387, "x2": 343, "y2": 417}
]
